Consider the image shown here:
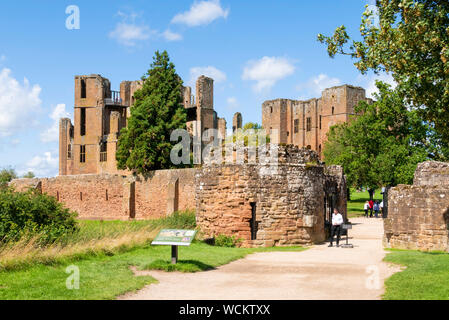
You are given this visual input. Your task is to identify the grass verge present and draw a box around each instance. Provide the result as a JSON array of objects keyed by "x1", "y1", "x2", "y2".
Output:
[
  {"x1": 383, "y1": 249, "x2": 449, "y2": 300},
  {"x1": 0, "y1": 243, "x2": 305, "y2": 300},
  {"x1": 0, "y1": 211, "x2": 196, "y2": 272}
]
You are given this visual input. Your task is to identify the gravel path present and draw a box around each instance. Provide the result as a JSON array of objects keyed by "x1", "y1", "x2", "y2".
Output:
[{"x1": 118, "y1": 217, "x2": 400, "y2": 300}]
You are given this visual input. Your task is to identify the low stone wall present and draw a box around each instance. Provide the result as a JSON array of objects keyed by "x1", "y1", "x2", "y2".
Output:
[
  {"x1": 384, "y1": 161, "x2": 449, "y2": 252},
  {"x1": 11, "y1": 169, "x2": 196, "y2": 220},
  {"x1": 384, "y1": 185, "x2": 449, "y2": 251}
]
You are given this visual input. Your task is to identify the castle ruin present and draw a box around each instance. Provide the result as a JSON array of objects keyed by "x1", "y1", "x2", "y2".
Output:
[
  {"x1": 59, "y1": 74, "x2": 228, "y2": 176},
  {"x1": 262, "y1": 85, "x2": 372, "y2": 157},
  {"x1": 10, "y1": 73, "x2": 368, "y2": 247}
]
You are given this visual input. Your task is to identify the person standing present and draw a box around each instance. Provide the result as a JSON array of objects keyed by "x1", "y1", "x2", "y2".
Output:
[
  {"x1": 364, "y1": 201, "x2": 369, "y2": 218},
  {"x1": 329, "y1": 208, "x2": 343, "y2": 247},
  {"x1": 374, "y1": 201, "x2": 380, "y2": 218},
  {"x1": 380, "y1": 200, "x2": 384, "y2": 218},
  {"x1": 369, "y1": 199, "x2": 374, "y2": 218}
]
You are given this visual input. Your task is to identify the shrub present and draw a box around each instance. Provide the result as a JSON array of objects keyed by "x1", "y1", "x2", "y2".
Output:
[
  {"x1": 214, "y1": 234, "x2": 242, "y2": 247},
  {"x1": 0, "y1": 188, "x2": 78, "y2": 244}
]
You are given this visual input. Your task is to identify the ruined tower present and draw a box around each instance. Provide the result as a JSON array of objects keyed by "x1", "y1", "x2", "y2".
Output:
[
  {"x1": 59, "y1": 74, "x2": 142, "y2": 175},
  {"x1": 262, "y1": 85, "x2": 371, "y2": 158},
  {"x1": 60, "y1": 74, "x2": 226, "y2": 175}
]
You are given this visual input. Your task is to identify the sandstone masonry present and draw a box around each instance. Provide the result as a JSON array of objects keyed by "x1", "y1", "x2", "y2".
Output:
[
  {"x1": 195, "y1": 145, "x2": 347, "y2": 247},
  {"x1": 384, "y1": 161, "x2": 449, "y2": 252},
  {"x1": 262, "y1": 85, "x2": 373, "y2": 158},
  {"x1": 11, "y1": 169, "x2": 196, "y2": 220}
]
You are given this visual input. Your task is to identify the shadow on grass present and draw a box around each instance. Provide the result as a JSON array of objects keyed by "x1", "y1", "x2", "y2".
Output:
[{"x1": 143, "y1": 259, "x2": 216, "y2": 273}]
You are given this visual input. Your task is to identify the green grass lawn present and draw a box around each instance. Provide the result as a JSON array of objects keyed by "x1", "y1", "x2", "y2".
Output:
[
  {"x1": 0, "y1": 240, "x2": 305, "y2": 300},
  {"x1": 383, "y1": 249, "x2": 449, "y2": 300},
  {"x1": 347, "y1": 188, "x2": 383, "y2": 218}
]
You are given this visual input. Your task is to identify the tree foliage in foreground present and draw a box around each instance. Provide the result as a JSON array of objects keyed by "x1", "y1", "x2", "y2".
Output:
[
  {"x1": 324, "y1": 82, "x2": 448, "y2": 189},
  {"x1": 318, "y1": 0, "x2": 449, "y2": 145},
  {"x1": 116, "y1": 51, "x2": 188, "y2": 175}
]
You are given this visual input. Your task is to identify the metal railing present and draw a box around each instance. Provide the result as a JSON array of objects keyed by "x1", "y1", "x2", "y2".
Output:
[{"x1": 104, "y1": 91, "x2": 122, "y2": 105}]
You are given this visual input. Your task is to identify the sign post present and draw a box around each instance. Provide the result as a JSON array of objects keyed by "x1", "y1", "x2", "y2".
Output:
[
  {"x1": 340, "y1": 223, "x2": 353, "y2": 248},
  {"x1": 152, "y1": 229, "x2": 197, "y2": 264}
]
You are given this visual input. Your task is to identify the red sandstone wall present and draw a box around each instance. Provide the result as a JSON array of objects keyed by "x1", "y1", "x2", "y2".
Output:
[
  {"x1": 10, "y1": 168, "x2": 196, "y2": 221},
  {"x1": 135, "y1": 169, "x2": 196, "y2": 219}
]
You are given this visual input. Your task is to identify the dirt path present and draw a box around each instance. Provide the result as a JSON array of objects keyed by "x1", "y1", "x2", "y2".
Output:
[{"x1": 118, "y1": 217, "x2": 400, "y2": 300}]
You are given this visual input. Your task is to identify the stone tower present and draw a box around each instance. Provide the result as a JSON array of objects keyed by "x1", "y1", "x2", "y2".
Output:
[
  {"x1": 59, "y1": 74, "x2": 141, "y2": 175},
  {"x1": 60, "y1": 73, "x2": 227, "y2": 175},
  {"x1": 262, "y1": 85, "x2": 371, "y2": 158}
]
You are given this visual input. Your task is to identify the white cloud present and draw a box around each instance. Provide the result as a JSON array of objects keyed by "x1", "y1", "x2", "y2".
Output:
[
  {"x1": 172, "y1": 0, "x2": 229, "y2": 27},
  {"x1": 242, "y1": 56, "x2": 295, "y2": 93},
  {"x1": 109, "y1": 22, "x2": 152, "y2": 46},
  {"x1": 226, "y1": 97, "x2": 239, "y2": 109},
  {"x1": 189, "y1": 66, "x2": 227, "y2": 85},
  {"x1": 23, "y1": 151, "x2": 58, "y2": 177},
  {"x1": 40, "y1": 104, "x2": 71, "y2": 143},
  {"x1": 162, "y1": 29, "x2": 183, "y2": 41},
  {"x1": 109, "y1": 12, "x2": 156, "y2": 47},
  {"x1": 0, "y1": 68, "x2": 42, "y2": 137},
  {"x1": 358, "y1": 73, "x2": 396, "y2": 99},
  {"x1": 296, "y1": 74, "x2": 342, "y2": 98}
]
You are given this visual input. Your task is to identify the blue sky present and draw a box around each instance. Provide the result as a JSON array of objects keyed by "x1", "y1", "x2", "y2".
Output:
[{"x1": 0, "y1": 0, "x2": 389, "y2": 177}]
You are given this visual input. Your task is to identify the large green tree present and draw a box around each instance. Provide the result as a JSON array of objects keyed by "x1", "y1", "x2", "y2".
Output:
[
  {"x1": 324, "y1": 82, "x2": 446, "y2": 190},
  {"x1": 318, "y1": 0, "x2": 449, "y2": 144},
  {"x1": 116, "y1": 51, "x2": 187, "y2": 175}
]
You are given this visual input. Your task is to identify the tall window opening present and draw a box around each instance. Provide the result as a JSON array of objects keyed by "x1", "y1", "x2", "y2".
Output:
[
  {"x1": 80, "y1": 145, "x2": 86, "y2": 163},
  {"x1": 80, "y1": 108, "x2": 86, "y2": 136},
  {"x1": 81, "y1": 79, "x2": 86, "y2": 99},
  {"x1": 319, "y1": 115, "x2": 322, "y2": 129},
  {"x1": 67, "y1": 144, "x2": 72, "y2": 159},
  {"x1": 294, "y1": 119, "x2": 299, "y2": 133},
  {"x1": 306, "y1": 117, "x2": 312, "y2": 132}
]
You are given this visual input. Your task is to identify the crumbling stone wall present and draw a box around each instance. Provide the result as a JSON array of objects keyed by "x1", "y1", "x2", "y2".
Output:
[
  {"x1": 325, "y1": 165, "x2": 348, "y2": 220},
  {"x1": 413, "y1": 161, "x2": 449, "y2": 187},
  {"x1": 384, "y1": 161, "x2": 449, "y2": 252},
  {"x1": 11, "y1": 169, "x2": 196, "y2": 220},
  {"x1": 195, "y1": 145, "x2": 346, "y2": 247}
]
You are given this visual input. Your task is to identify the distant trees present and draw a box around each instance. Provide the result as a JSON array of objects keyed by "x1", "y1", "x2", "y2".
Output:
[
  {"x1": 22, "y1": 171, "x2": 35, "y2": 179},
  {"x1": 116, "y1": 51, "x2": 188, "y2": 175},
  {"x1": 243, "y1": 122, "x2": 262, "y2": 130},
  {"x1": 0, "y1": 168, "x2": 17, "y2": 188}
]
